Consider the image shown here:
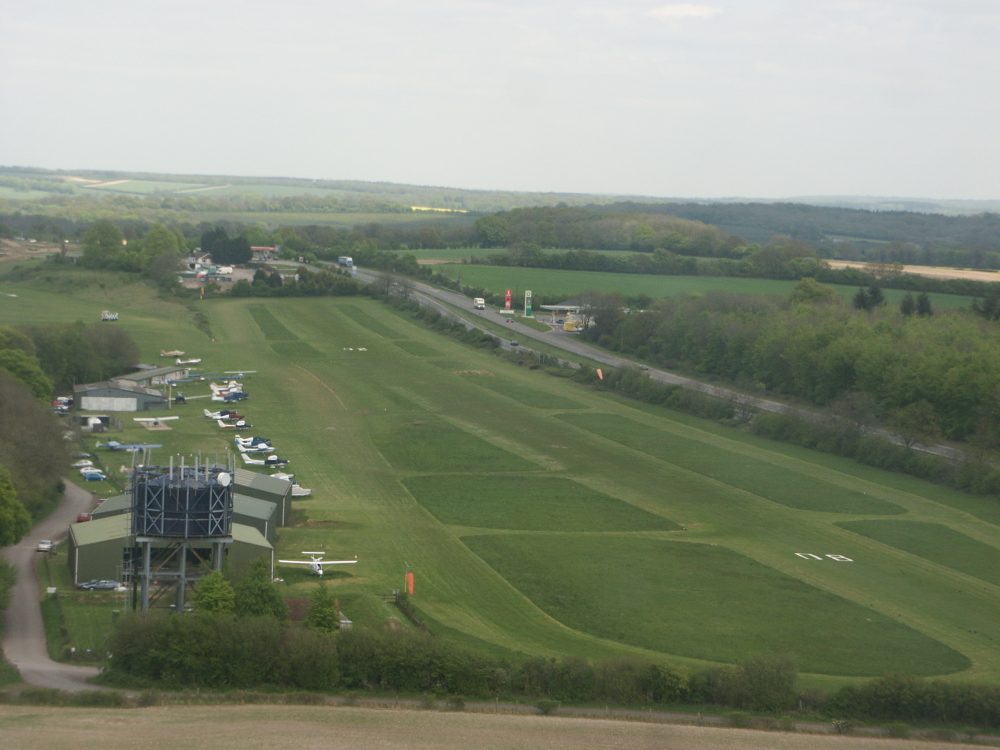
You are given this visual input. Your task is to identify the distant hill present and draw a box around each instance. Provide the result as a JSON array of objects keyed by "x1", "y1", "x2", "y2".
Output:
[{"x1": 2, "y1": 165, "x2": 999, "y2": 266}]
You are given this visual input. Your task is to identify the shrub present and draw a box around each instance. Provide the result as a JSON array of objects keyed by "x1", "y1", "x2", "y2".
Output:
[
  {"x1": 535, "y1": 699, "x2": 559, "y2": 715},
  {"x1": 886, "y1": 722, "x2": 910, "y2": 738},
  {"x1": 727, "y1": 711, "x2": 751, "y2": 728}
]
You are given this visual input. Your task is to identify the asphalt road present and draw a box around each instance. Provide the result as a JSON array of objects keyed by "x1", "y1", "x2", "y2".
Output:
[
  {"x1": 354, "y1": 266, "x2": 964, "y2": 463},
  {"x1": 1, "y1": 481, "x2": 103, "y2": 691}
]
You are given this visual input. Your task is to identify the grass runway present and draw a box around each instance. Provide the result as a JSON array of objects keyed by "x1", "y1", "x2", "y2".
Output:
[{"x1": 3, "y1": 269, "x2": 1000, "y2": 686}]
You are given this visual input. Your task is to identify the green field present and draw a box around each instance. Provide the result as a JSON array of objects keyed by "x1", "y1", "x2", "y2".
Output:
[
  {"x1": 4, "y1": 267, "x2": 1000, "y2": 686},
  {"x1": 433, "y1": 263, "x2": 974, "y2": 308},
  {"x1": 84, "y1": 179, "x2": 209, "y2": 194}
]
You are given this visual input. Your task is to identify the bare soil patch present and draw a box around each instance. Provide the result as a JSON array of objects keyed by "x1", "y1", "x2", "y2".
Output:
[
  {"x1": 0, "y1": 705, "x2": 950, "y2": 750},
  {"x1": 827, "y1": 259, "x2": 1000, "y2": 283}
]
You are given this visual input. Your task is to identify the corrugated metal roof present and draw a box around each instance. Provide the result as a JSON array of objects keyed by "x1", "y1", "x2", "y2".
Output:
[
  {"x1": 232, "y1": 522, "x2": 271, "y2": 549},
  {"x1": 233, "y1": 493, "x2": 277, "y2": 521},
  {"x1": 91, "y1": 494, "x2": 131, "y2": 517},
  {"x1": 70, "y1": 511, "x2": 271, "y2": 550},
  {"x1": 74, "y1": 380, "x2": 165, "y2": 398},
  {"x1": 70, "y1": 513, "x2": 131, "y2": 546},
  {"x1": 234, "y1": 467, "x2": 291, "y2": 500},
  {"x1": 117, "y1": 365, "x2": 189, "y2": 382}
]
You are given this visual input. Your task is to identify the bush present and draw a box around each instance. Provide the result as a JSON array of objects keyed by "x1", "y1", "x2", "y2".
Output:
[
  {"x1": 886, "y1": 721, "x2": 910, "y2": 738},
  {"x1": 831, "y1": 719, "x2": 853, "y2": 734},
  {"x1": 69, "y1": 690, "x2": 127, "y2": 708},
  {"x1": 535, "y1": 699, "x2": 559, "y2": 715},
  {"x1": 135, "y1": 690, "x2": 160, "y2": 707},
  {"x1": 727, "y1": 711, "x2": 751, "y2": 728}
]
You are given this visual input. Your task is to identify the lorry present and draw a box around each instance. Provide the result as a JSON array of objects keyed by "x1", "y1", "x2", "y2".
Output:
[
  {"x1": 337, "y1": 256, "x2": 354, "y2": 268},
  {"x1": 473, "y1": 297, "x2": 486, "y2": 310}
]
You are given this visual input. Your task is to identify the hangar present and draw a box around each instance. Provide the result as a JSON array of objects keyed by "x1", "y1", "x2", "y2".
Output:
[
  {"x1": 73, "y1": 381, "x2": 168, "y2": 412},
  {"x1": 67, "y1": 513, "x2": 273, "y2": 586},
  {"x1": 68, "y1": 467, "x2": 292, "y2": 585}
]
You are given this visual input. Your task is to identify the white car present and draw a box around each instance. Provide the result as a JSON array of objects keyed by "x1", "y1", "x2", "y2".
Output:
[
  {"x1": 71, "y1": 459, "x2": 94, "y2": 468},
  {"x1": 37, "y1": 539, "x2": 54, "y2": 552}
]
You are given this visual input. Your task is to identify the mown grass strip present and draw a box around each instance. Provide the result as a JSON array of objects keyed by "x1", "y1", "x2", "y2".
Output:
[
  {"x1": 838, "y1": 520, "x2": 1000, "y2": 587},
  {"x1": 463, "y1": 534, "x2": 969, "y2": 676},
  {"x1": 558, "y1": 412, "x2": 903, "y2": 515},
  {"x1": 371, "y1": 416, "x2": 538, "y2": 473},
  {"x1": 247, "y1": 305, "x2": 298, "y2": 340},
  {"x1": 404, "y1": 475, "x2": 677, "y2": 531}
]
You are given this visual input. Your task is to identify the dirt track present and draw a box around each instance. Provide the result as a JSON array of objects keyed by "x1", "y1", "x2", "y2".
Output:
[{"x1": 0, "y1": 705, "x2": 957, "y2": 750}]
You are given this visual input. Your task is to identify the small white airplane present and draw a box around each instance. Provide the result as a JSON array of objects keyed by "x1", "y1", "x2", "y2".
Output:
[
  {"x1": 218, "y1": 418, "x2": 251, "y2": 430},
  {"x1": 239, "y1": 452, "x2": 288, "y2": 466},
  {"x1": 277, "y1": 552, "x2": 357, "y2": 577},
  {"x1": 210, "y1": 380, "x2": 243, "y2": 394},
  {"x1": 269, "y1": 472, "x2": 312, "y2": 496},
  {"x1": 161, "y1": 349, "x2": 185, "y2": 357},
  {"x1": 235, "y1": 434, "x2": 269, "y2": 444},
  {"x1": 237, "y1": 441, "x2": 274, "y2": 453},
  {"x1": 177, "y1": 357, "x2": 202, "y2": 365}
]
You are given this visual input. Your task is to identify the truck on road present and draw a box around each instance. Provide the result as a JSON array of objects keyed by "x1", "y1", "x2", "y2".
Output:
[{"x1": 473, "y1": 297, "x2": 486, "y2": 310}]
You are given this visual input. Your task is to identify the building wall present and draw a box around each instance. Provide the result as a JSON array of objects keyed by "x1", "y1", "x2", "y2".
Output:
[{"x1": 80, "y1": 395, "x2": 139, "y2": 412}]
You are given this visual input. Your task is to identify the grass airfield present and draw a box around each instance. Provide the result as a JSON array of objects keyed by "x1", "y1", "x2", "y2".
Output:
[{"x1": 3, "y1": 269, "x2": 1000, "y2": 688}]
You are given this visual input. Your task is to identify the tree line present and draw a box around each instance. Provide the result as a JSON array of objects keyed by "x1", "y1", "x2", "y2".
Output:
[
  {"x1": 0, "y1": 320, "x2": 139, "y2": 542},
  {"x1": 579, "y1": 283, "x2": 1000, "y2": 446},
  {"x1": 102, "y1": 603, "x2": 1000, "y2": 728}
]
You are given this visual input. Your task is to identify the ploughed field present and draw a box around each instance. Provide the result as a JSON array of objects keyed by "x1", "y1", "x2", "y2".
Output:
[
  {"x1": 3, "y1": 269, "x2": 999, "y2": 687},
  {"x1": 0, "y1": 705, "x2": 943, "y2": 750}
]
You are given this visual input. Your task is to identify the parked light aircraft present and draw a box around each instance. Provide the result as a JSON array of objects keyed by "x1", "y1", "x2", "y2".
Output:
[
  {"x1": 235, "y1": 435, "x2": 270, "y2": 445},
  {"x1": 203, "y1": 408, "x2": 243, "y2": 420},
  {"x1": 160, "y1": 350, "x2": 185, "y2": 357},
  {"x1": 210, "y1": 380, "x2": 243, "y2": 394},
  {"x1": 237, "y1": 441, "x2": 274, "y2": 453},
  {"x1": 239, "y1": 452, "x2": 288, "y2": 467},
  {"x1": 218, "y1": 419, "x2": 251, "y2": 430},
  {"x1": 277, "y1": 553, "x2": 357, "y2": 577},
  {"x1": 176, "y1": 357, "x2": 202, "y2": 365},
  {"x1": 97, "y1": 440, "x2": 163, "y2": 452}
]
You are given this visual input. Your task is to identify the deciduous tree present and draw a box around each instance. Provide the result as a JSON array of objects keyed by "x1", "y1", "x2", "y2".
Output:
[{"x1": 0, "y1": 465, "x2": 30, "y2": 546}]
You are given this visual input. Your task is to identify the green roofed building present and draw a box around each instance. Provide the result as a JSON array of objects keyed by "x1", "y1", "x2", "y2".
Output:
[
  {"x1": 90, "y1": 494, "x2": 131, "y2": 519},
  {"x1": 67, "y1": 513, "x2": 273, "y2": 586},
  {"x1": 233, "y1": 493, "x2": 278, "y2": 543},
  {"x1": 234, "y1": 468, "x2": 292, "y2": 527}
]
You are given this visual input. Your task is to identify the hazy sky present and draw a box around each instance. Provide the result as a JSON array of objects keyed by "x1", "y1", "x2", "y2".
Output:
[{"x1": 2, "y1": 1, "x2": 997, "y2": 198}]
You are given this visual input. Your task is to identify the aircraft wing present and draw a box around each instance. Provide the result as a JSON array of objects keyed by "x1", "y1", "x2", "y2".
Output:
[
  {"x1": 240, "y1": 453, "x2": 264, "y2": 465},
  {"x1": 277, "y1": 559, "x2": 315, "y2": 566},
  {"x1": 316, "y1": 560, "x2": 358, "y2": 566}
]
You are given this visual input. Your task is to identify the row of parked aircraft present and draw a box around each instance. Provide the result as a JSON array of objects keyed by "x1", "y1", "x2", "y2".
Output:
[{"x1": 203, "y1": 369, "x2": 336, "y2": 575}]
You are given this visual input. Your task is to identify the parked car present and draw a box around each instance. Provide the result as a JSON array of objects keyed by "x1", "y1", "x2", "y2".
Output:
[
  {"x1": 36, "y1": 539, "x2": 53, "y2": 552},
  {"x1": 80, "y1": 468, "x2": 106, "y2": 481},
  {"x1": 77, "y1": 579, "x2": 120, "y2": 590},
  {"x1": 71, "y1": 459, "x2": 94, "y2": 468},
  {"x1": 76, "y1": 513, "x2": 92, "y2": 523}
]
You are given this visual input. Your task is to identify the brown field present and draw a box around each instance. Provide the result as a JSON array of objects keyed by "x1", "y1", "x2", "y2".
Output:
[
  {"x1": 826, "y1": 259, "x2": 1000, "y2": 283},
  {"x1": 0, "y1": 705, "x2": 959, "y2": 750}
]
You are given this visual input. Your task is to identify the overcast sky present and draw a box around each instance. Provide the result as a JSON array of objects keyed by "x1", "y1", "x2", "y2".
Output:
[{"x1": 2, "y1": 1, "x2": 997, "y2": 199}]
